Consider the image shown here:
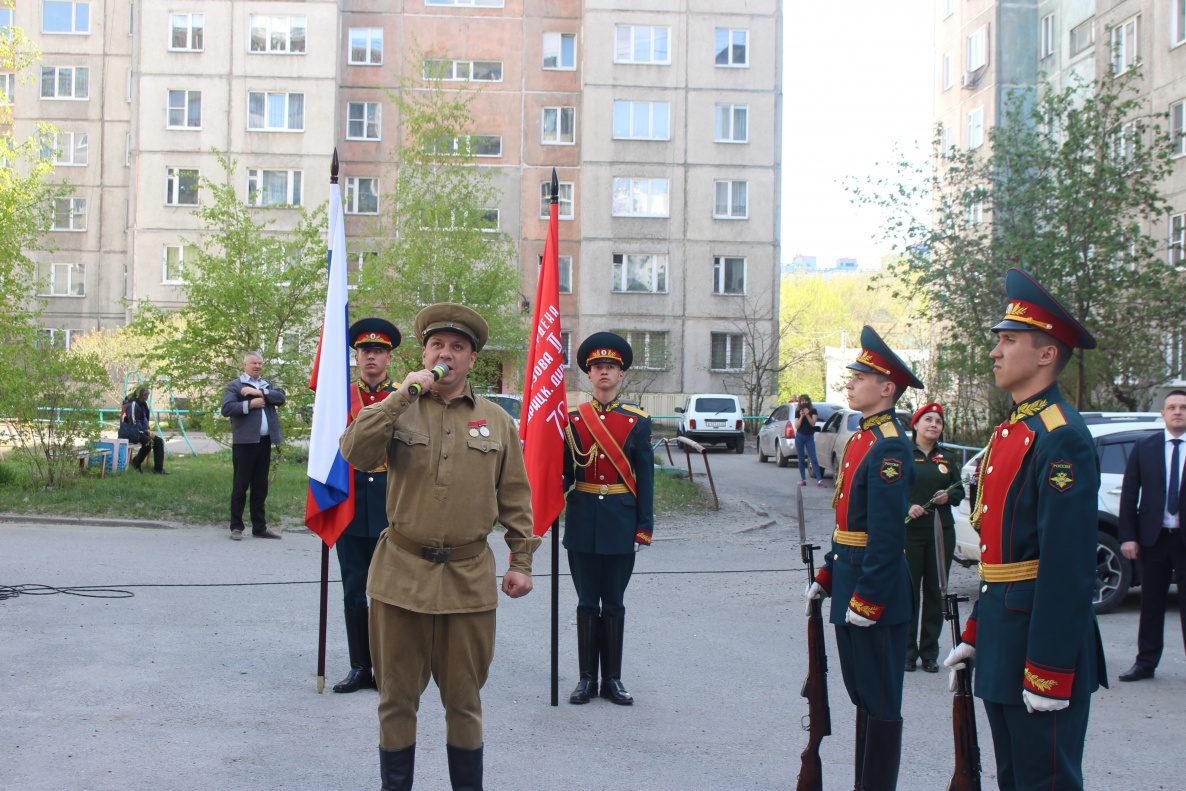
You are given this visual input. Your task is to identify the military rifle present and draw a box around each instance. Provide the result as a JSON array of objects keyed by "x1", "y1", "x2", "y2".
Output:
[
  {"x1": 796, "y1": 487, "x2": 830, "y2": 791},
  {"x1": 935, "y1": 512, "x2": 981, "y2": 791}
]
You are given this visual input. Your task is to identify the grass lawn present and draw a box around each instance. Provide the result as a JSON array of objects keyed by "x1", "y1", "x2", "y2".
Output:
[{"x1": 0, "y1": 455, "x2": 706, "y2": 526}]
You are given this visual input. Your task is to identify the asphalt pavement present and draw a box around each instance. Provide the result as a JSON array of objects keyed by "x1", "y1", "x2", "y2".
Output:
[{"x1": 1, "y1": 445, "x2": 1182, "y2": 790}]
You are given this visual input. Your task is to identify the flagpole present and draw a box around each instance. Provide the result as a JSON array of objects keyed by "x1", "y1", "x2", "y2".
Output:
[{"x1": 551, "y1": 517, "x2": 559, "y2": 706}]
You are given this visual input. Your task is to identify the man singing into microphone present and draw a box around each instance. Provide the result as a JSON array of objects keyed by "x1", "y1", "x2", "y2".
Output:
[{"x1": 339, "y1": 303, "x2": 539, "y2": 791}]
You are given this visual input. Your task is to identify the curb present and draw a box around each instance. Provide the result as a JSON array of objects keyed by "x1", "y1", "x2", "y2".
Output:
[{"x1": 0, "y1": 513, "x2": 182, "y2": 530}]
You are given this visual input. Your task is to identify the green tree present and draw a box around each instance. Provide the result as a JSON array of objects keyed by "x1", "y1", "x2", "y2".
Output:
[
  {"x1": 129, "y1": 151, "x2": 328, "y2": 448},
  {"x1": 353, "y1": 49, "x2": 526, "y2": 388}
]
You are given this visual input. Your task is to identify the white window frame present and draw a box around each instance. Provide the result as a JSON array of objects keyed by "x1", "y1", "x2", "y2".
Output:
[
  {"x1": 710, "y1": 332, "x2": 745, "y2": 371},
  {"x1": 247, "y1": 91, "x2": 304, "y2": 132},
  {"x1": 540, "y1": 181, "x2": 574, "y2": 220},
  {"x1": 941, "y1": 123, "x2": 956, "y2": 156},
  {"x1": 1175, "y1": 1, "x2": 1186, "y2": 47},
  {"x1": 967, "y1": 107, "x2": 984, "y2": 149},
  {"x1": 37, "y1": 262, "x2": 85, "y2": 296},
  {"x1": 712, "y1": 256, "x2": 746, "y2": 295},
  {"x1": 714, "y1": 28, "x2": 748, "y2": 68},
  {"x1": 618, "y1": 330, "x2": 668, "y2": 370},
  {"x1": 1171, "y1": 213, "x2": 1186, "y2": 267},
  {"x1": 541, "y1": 106, "x2": 575, "y2": 145},
  {"x1": 249, "y1": 15, "x2": 306, "y2": 55},
  {"x1": 967, "y1": 25, "x2": 988, "y2": 71},
  {"x1": 1070, "y1": 17, "x2": 1095, "y2": 57},
  {"x1": 425, "y1": 0, "x2": 505, "y2": 6},
  {"x1": 165, "y1": 167, "x2": 199, "y2": 206},
  {"x1": 348, "y1": 28, "x2": 383, "y2": 65},
  {"x1": 40, "y1": 66, "x2": 89, "y2": 100},
  {"x1": 169, "y1": 13, "x2": 203, "y2": 52},
  {"x1": 1111, "y1": 16, "x2": 1139, "y2": 74},
  {"x1": 560, "y1": 329, "x2": 572, "y2": 367},
  {"x1": 1040, "y1": 14, "x2": 1055, "y2": 60},
  {"x1": 1172, "y1": 100, "x2": 1186, "y2": 158},
  {"x1": 346, "y1": 250, "x2": 375, "y2": 291},
  {"x1": 42, "y1": 328, "x2": 85, "y2": 349},
  {"x1": 40, "y1": 131, "x2": 88, "y2": 166},
  {"x1": 542, "y1": 32, "x2": 576, "y2": 70},
  {"x1": 611, "y1": 177, "x2": 669, "y2": 218},
  {"x1": 422, "y1": 59, "x2": 503, "y2": 82},
  {"x1": 166, "y1": 89, "x2": 201, "y2": 129},
  {"x1": 613, "y1": 100, "x2": 670, "y2": 141},
  {"x1": 714, "y1": 104, "x2": 748, "y2": 143},
  {"x1": 538, "y1": 254, "x2": 573, "y2": 294},
  {"x1": 713, "y1": 180, "x2": 748, "y2": 220},
  {"x1": 942, "y1": 51, "x2": 954, "y2": 90},
  {"x1": 51, "y1": 198, "x2": 87, "y2": 231},
  {"x1": 0, "y1": 7, "x2": 13, "y2": 31},
  {"x1": 469, "y1": 135, "x2": 501, "y2": 157},
  {"x1": 943, "y1": 0, "x2": 954, "y2": 19},
  {"x1": 611, "y1": 253, "x2": 668, "y2": 294},
  {"x1": 346, "y1": 101, "x2": 381, "y2": 140},
  {"x1": 614, "y1": 25, "x2": 671, "y2": 65},
  {"x1": 344, "y1": 176, "x2": 379, "y2": 215},
  {"x1": 0, "y1": 73, "x2": 13, "y2": 106},
  {"x1": 42, "y1": 1, "x2": 90, "y2": 35},
  {"x1": 246, "y1": 168, "x2": 303, "y2": 207},
  {"x1": 162, "y1": 244, "x2": 197, "y2": 284}
]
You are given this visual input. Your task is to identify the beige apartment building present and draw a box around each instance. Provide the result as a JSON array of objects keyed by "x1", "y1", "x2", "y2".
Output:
[{"x1": 4, "y1": 0, "x2": 783, "y2": 403}]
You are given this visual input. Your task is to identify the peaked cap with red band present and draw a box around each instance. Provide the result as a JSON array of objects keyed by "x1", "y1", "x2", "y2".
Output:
[
  {"x1": 349, "y1": 317, "x2": 401, "y2": 350},
  {"x1": 847, "y1": 325, "x2": 924, "y2": 390},
  {"x1": 912, "y1": 402, "x2": 944, "y2": 426},
  {"x1": 991, "y1": 267, "x2": 1096, "y2": 350},
  {"x1": 577, "y1": 331, "x2": 633, "y2": 374}
]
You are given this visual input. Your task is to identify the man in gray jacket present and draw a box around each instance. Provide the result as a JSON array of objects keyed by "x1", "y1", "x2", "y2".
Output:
[{"x1": 221, "y1": 351, "x2": 287, "y2": 540}]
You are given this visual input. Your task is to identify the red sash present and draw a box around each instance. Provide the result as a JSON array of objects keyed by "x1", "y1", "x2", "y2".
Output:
[{"x1": 577, "y1": 401, "x2": 637, "y2": 498}]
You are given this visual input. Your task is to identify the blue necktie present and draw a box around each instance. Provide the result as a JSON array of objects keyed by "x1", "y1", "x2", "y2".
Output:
[{"x1": 1169, "y1": 439, "x2": 1181, "y2": 517}]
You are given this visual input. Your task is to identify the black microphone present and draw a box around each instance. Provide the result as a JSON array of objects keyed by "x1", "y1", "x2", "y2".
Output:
[{"x1": 407, "y1": 363, "x2": 450, "y2": 397}]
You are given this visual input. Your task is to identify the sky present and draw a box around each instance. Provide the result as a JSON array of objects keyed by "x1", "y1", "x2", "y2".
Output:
[{"x1": 781, "y1": 2, "x2": 934, "y2": 271}]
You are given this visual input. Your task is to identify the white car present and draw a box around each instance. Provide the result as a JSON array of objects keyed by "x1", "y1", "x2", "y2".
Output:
[
  {"x1": 952, "y1": 412, "x2": 1164, "y2": 614},
  {"x1": 676, "y1": 394, "x2": 746, "y2": 453}
]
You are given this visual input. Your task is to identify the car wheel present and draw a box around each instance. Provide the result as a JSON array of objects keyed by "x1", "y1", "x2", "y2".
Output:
[
  {"x1": 1093, "y1": 530, "x2": 1131, "y2": 615},
  {"x1": 735, "y1": 437, "x2": 744, "y2": 454},
  {"x1": 776, "y1": 444, "x2": 790, "y2": 468},
  {"x1": 828, "y1": 453, "x2": 839, "y2": 479},
  {"x1": 757, "y1": 438, "x2": 769, "y2": 463}
]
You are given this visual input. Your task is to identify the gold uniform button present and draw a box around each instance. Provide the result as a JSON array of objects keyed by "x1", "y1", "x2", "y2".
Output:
[
  {"x1": 1001, "y1": 428, "x2": 1009, "y2": 438},
  {"x1": 599, "y1": 484, "x2": 609, "y2": 495},
  {"x1": 1024, "y1": 437, "x2": 1030, "y2": 446},
  {"x1": 987, "y1": 466, "x2": 993, "y2": 473},
  {"x1": 368, "y1": 476, "x2": 374, "y2": 482},
  {"x1": 981, "y1": 544, "x2": 987, "y2": 552},
  {"x1": 982, "y1": 505, "x2": 989, "y2": 514},
  {"x1": 982, "y1": 585, "x2": 988, "y2": 593}
]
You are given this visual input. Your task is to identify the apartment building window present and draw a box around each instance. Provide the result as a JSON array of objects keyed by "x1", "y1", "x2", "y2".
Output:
[
  {"x1": 165, "y1": 167, "x2": 198, "y2": 206},
  {"x1": 1040, "y1": 14, "x2": 1054, "y2": 60},
  {"x1": 423, "y1": 60, "x2": 503, "y2": 82},
  {"x1": 347, "y1": 102, "x2": 381, "y2": 140},
  {"x1": 170, "y1": 13, "x2": 203, "y2": 51},
  {"x1": 612, "y1": 253, "x2": 667, "y2": 293},
  {"x1": 616, "y1": 330, "x2": 668, "y2": 370},
  {"x1": 42, "y1": 328, "x2": 84, "y2": 349},
  {"x1": 0, "y1": 7, "x2": 12, "y2": 30},
  {"x1": 614, "y1": 26, "x2": 670, "y2": 65},
  {"x1": 1110, "y1": 17, "x2": 1138, "y2": 74},
  {"x1": 247, "y1": 169, "x2": 302, "y2": 207},
  {"x1": 715, "y1": 29, "x2": 747, "y2": 67},
  {"x1": 167, "y1": 90, "x2": 201, "y2": 128},
  {"x1": 941, "y1": 123, "x2": 955, "y2": 155},
  {"x1": 1171, "y1": 213, "x2": 1186, "y2": 266},
  {"x1": 542, "y1": 106, "x2": 575, "y2": 145},
  {"x1": 559, "y1": 330, "x2": 572, "y2": 366},
  {"x1": 713, "y1": 180, "x2": 747, "y2": 219},
  {"x1": 163, "y1": 244, "x2": 197, "y2": 283},
  {"x1": 475, "y1": 209, "x2": 499, "y2": 231},
  {"x1": 543, "y1": 32, "x2": 576, "y2": 70},
  {"x1": 1172, "y1": 101, "x2": 1185, "y2": 158},
  {"x1": 538, "y1": 254, "x2": 573, "y2": 293},
  {"x1": 943, "y1": 0, "x2": 954, "y2": 19},
  {"x1": 715, "y1": 104, "x2": 748, "y2": 142},
  {"x1": 349, "y1": 28, "x2": 383, "y2": 65},
  {"x1": 967, "y1": 108, "x2": 984, "y2": 149},
  {"x1": 426, "y1": 0, "x2": 505, "y2": 6},
  {"x1": 967, "y1": 26, "x2": 987, "y2": 71},
  {"x1": 345, "y1": 177, "x2": 379, "y2": 214},
  {"x1": 43, "y1": 2, "x2": 90, "y2": 34},
  {"x1": 539, "y1": 181, "x2": 574, "y2": 220},
  {"x1": 469, "y1": 135, "x2": 501, "y2": 157},
  {"x1": 941, "y1": 51, "x2": 953, "y2": 90},
  {"x1": 2, "y1": 73, "x2": 14, "y2": 105},
  {"x1": 40, "y1": 131, "x2": 87, "y2": 166},
  {"x1": 612, "y1": 177, "x2": 669, "y2": 218},
  {"x1": 346, "y1": 250, "x2": 375, "y2": 290},
  {"x1": 40, "y1": 66, "x2": 89, "y2": 99},
  {"x1": 37, "y1": 262, "x2": 85, "y2": 296},
  {"x1": 249, "y1": 15, "x2": 305, "y2": 54},
  {"x1": 52, "y1": 198, "x2": 86, "y2": 231},
  {"x1": 1070, "y1": 18, "x2": 1094, "y2": 56},
  {"x1": 712, "y1": 256, "x2": 745, "y2": 295},
  {"x1": 1175, "y1": 1, "x2": 1186, "y2": 46},
  {"x1": 248, "y1": 91, "x2": 304, "y2": 131},
  {"x1": 711, "y1": 332, "x2": 744, "y2": 371},
  {"x1": 613, "y1": 100, "x2": 669, "y2": 140}
]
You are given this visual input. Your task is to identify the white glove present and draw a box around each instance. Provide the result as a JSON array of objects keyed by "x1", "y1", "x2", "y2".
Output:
[
  {"x1": 1022, "y1": 689, "x2": 1069, "y2": 714},
  {"x1": 944, "y1": 642, "x2": 976, "y2": 692},
  {"x1": 804, "y1": 582, "x2": 825, "y2": 616},
  {"x1": 845, "y1": 607, "x2": 875, "y2": 627},
  {"x1": 634, "y1": 542, "x2": 647, "y2": 553}
]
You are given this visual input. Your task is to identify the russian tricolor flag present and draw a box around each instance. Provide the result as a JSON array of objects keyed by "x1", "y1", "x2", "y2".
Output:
[{"x1": 304, "y1": 179, "x2": 354, "y2": 547}]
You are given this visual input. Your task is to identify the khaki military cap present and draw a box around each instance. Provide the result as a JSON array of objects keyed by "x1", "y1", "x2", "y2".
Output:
[{"x1": 413, "y1": 302, "x2": 489, "y2": 352}]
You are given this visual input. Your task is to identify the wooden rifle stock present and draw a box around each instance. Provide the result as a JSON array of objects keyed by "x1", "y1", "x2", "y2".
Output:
[
  {"x1": 796, "y1": 541, "x2": 830, "y2": 791},
  {"x1": 944, "y1": 593, "x2": 981, "y2": 791}
]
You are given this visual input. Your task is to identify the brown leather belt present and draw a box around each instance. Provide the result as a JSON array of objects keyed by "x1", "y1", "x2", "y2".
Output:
[
  {"x1": 575, "y1": 482, "x2": 630, "y2": 495},
  {"x1": 388, "y1": 529, "x2": 487, "y2": 564},
  {"x1": 978, "y1": 559, "x2": 1039, "y2": 582},
  {"x1": 832, "y1": 528, "x2": 868, "y2": 547}
]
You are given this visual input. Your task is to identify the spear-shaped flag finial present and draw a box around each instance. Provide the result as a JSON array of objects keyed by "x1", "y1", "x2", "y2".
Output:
[
  {"x1": 331, "y1": 148, "x2": 339, "y2": 185},
  {"x1": 551, "y1": 167, "x2": 559, "y2": 205}
]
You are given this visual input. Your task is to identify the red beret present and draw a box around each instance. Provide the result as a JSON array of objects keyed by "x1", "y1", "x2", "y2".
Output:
[{"x1": 912, "y1": 402, "x2": 944, "y2": 426}]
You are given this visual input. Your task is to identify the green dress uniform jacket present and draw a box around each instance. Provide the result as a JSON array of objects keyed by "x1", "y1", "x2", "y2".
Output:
[
  {"x1": 906, "y1": 443, "x2": 965, "y2": 531},
  {"x1": 339, "y1": 383, "x2": 540, "y2": 615}
]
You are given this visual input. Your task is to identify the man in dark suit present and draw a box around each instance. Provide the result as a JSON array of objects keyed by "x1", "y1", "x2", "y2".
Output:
[
  {"x1": 1117, "y1": 389, "x2": 1186, "y2": 682},
  {"x1": 220, "y1": 351, "x2": 287, "y2": 540}
]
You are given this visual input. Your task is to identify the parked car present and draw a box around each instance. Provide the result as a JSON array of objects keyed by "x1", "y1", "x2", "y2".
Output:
[
  {"x1": 756, "y1": 402, "x2": 841, "y2": 467},
  {"x1": 952, "y1": 412, "x2": 1164, "y2": 614},
  {"x1": 483, "y1": 393, "x2": 523, "y2": 430},
  {"x1": 676, "y1": 394, "x2": 745, "y2": 453},
  {"x1": 816, "y1": 407, "x2": 913, "y2": 477}
]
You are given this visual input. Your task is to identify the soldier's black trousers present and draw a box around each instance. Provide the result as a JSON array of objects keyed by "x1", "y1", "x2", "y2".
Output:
[
  {"x1": 568, "y1": 550, "x2": 635, "y2": 618},
  {"x1": 983, "y1": 698, "x2": 1090, "y2": 791},
  {"x1": 336, "y1": 534, "x2": 380, "y2": 610}
]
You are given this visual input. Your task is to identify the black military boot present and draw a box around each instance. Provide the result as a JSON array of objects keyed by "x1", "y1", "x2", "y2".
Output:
[
  {"x1": 446, "y1": 744, "x2": 483, "y2": 791},
  {"x1": 853, "y1": 708, "x2": 869, "y2": 791},
  {"x1": 598, "y1": 615, "x2": 633, "y2": 705},
  {"x1": 859, "y1": 717, "x2": 902, "y2": 791},
  {"x1": 379, "y1": 744, "x2": 414, "y2": 791},
  {"x1": 334, "y1": 607, "x2": 376, "y2": 693},
  {"x1": 569, "y1": 615, "x2": 599, "y2": 704}
]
